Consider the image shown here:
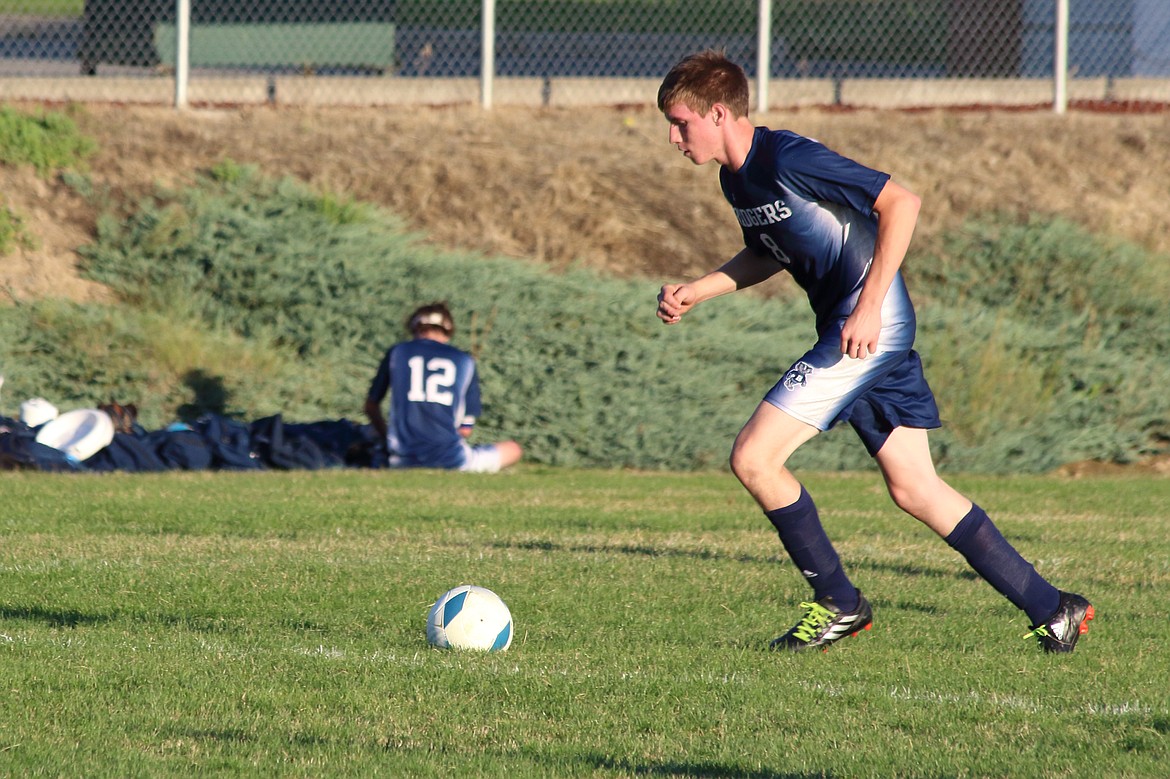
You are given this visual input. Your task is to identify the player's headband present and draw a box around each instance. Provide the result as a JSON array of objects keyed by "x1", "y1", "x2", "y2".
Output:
[{"x1": 410, "y1": 311, "x2": 453, "y2": 334}]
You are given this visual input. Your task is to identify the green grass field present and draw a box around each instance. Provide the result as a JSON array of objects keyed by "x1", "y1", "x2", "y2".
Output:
[{"x1": 1, "y1": 467, "x2": 1167, "y2": 777}]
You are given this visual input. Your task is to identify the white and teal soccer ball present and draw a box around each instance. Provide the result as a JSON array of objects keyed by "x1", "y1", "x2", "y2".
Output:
[{"x1": 426, "y1": 585, "x2": 513, "y2": 652}]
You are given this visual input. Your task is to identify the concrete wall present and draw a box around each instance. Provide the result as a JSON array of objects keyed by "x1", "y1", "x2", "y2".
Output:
[{"x1": 0, "y1": 73, "x2": 1167, "y2": 109}]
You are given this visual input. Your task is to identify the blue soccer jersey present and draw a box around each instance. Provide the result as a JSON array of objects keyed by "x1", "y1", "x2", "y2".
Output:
[
  {"x1": 720, "y1": 127, "x2": 915, "y2": 349},
  {"x1": 366, "y1": 338, "x2": 482, "y2": 469}
]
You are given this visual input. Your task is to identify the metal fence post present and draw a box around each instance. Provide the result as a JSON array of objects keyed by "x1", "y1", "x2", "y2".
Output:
[
  {"x1": 481, "y1": 0, "x2": 496, "y2": 109},
  {"x1": 175, "y1": 0, "x2": 190, "y2": 109},
  {"x1": 1054, "y1": 0, "x2": 1069, "y2": 114},
  {"x1": 757, "y1": 0, "x2": 772, "y2": 113}
]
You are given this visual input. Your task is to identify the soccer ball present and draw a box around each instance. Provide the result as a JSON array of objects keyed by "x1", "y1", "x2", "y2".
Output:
[{"x1": 426, "y1": 585, "x2": 513, "y2": 652}]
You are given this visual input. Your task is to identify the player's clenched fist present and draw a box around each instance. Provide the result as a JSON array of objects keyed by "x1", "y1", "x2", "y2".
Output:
[{"x1": 657, "y1": 283, "x2": 695, "y2": 324}]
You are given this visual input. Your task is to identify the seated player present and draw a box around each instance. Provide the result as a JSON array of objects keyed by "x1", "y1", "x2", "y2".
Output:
[{"x1": 364, "y1": 302, "x2": 522, "y2": 473}]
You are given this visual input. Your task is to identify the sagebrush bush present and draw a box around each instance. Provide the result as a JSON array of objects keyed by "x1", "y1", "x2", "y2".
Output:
[
  {"x1": 4, "y1": 166, "x2": 1166, "y2": 473},
  {"x1": 0, "y1": 104, "x2": 96, "y2": 176},
  {"x1": 0, "y1": 300, "x2": 365, "y2": 429},
  {"x1": 0, "y1": 200, "x2": 36, "y2": 256},
  {"x1": 0, "y1": 104, "x2": 92, "y2": 256},
  {"x1": 909, "y1": 214, "x2": 1170, "y2": 470}
]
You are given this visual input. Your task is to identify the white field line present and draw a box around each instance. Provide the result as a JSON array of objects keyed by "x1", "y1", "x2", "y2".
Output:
[
  {"x1": 3, "y1": 632, "x2": 1162, "y2": 722},
  {"x1": 797, "y1": 678, "x2": 1160, "y2": 719}
]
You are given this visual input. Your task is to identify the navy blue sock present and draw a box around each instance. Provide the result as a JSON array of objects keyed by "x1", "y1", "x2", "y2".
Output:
[
  {"x1": 764, "y1": 486, "x2": 858, "y2": 610},
  {"x1": 945, "y1": 504, "x2": 1060, "y2": 625}
]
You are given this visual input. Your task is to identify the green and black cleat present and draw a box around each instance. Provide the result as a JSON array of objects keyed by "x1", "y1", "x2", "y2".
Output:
[
  {"x1": 770, "y1": 590, "x2": 873, "y2": 652},
  {"x1": 1025, "y1": 591, "x2": 1094, "y2": 653}
]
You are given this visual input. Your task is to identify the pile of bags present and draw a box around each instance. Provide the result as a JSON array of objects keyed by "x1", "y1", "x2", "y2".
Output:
[{"x1": 0, "y1": 396, "x2": 380, "y2": 473}]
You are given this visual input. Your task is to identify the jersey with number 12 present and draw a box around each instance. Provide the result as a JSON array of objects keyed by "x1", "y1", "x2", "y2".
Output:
[{"x1": 367, "y1": 338, "x2": 481, "y2": 468}]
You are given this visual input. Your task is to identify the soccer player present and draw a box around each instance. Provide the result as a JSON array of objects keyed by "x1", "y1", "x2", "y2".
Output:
[
  {"x1": 364, "y1": 302, "x2": 522, "y2": 473},
  {"x1": 654, "y1": 50, "x2": 1092, "y2": 653}
]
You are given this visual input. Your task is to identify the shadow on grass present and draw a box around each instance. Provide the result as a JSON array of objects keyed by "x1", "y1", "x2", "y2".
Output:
[
  {"x1": 851, "y1": 558, "x2": 979, "y2": 582},
  {"x1": 166, "y1": 726, "x2": 330, "y2": 747},
  {"x1": 495, "y1": 538, "x2": 978, "y2": 582},
  {"x1": 170, "y1": 727, "x2": 254, "y2": 744},
  {"x1": 0, "y1": 604, "x2": 330, "y2": 635},
  {"x1": 587, "y1": 754, "x2": 836, "y2": 778},
  {"x1": 496, "y1": 538, "x2": 779, "y2": 566},
  {"x1": 0, "y1": 605, "x2": 114, "y2": 627}
]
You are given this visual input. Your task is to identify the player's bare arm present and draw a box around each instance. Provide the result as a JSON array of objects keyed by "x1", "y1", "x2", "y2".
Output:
[
  {"x1": 363, "y1": 397, "x2": 389, "y2": 440},
  {"x1": 840, "y1": 180, "x2": 922, "y2": 358},
  {"x1": 658, "y1": 248, "x2": 779, "y2": 324}
]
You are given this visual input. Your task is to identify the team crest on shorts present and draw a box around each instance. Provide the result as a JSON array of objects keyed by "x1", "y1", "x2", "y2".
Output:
[{"x1": 782, "y1": 361, "x2": 813, "y2": 391}]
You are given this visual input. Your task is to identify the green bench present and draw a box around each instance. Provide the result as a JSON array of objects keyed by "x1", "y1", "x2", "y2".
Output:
[{"x1": 153, "y1": 22, "x2": 396, "y2": 73}]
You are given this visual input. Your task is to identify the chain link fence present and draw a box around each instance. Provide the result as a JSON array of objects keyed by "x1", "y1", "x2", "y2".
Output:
[{"x1": 0, "y1": 1, "x2": 1167, "y2": 109}]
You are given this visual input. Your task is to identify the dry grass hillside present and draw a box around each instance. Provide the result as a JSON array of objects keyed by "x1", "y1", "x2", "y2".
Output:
[{"x1": 1, "y1": 102, "x2": 1168, "y2": 304}]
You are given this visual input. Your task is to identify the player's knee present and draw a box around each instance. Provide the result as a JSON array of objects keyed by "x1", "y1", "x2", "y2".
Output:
[
  {"x1": 886, "y1": 483, "x2": 920, "y2": 516},
  {"x1": 729, "y1": 441, "x2": 767, "y2": 489},
  {"x1": 886, "y1": 477, "x2": 940, "y2": 519},
  {"x1": 499, "y1": 440, "x2": 523, "y2": 469}
]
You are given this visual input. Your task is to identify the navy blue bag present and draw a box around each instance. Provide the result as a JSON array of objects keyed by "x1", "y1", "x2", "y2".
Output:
[
  {"x1": 193, "y1": 415, "x2": 263, "y2": 470},
  {"x1": 150, "y1": 429, "x2": 213, "y2": 471},
  {"x1": 85, "y1": 431, "x2": 169, "y2": 472},
  {"x1": 249, "y1": 414, "x2": 327, "y2": 471}
]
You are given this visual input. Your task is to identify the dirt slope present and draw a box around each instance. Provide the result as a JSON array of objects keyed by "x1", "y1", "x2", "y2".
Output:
[{"x1": 2, "y1": 102, "x2": 1168, "y2": 303}]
